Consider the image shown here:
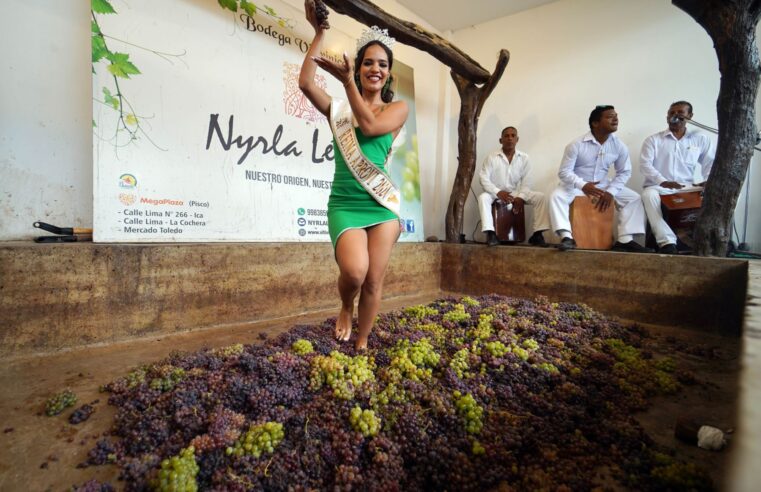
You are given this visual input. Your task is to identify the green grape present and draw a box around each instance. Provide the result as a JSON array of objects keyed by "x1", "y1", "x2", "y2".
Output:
[
  {"x1": 454, "y1": 391, "x2": 483, "y2": 435},
  {"x1": 153, "y1": 446, "x2": 198, "y2": 492},
  {"x1": 212, "y1": 343, "x2": 244, "y2": 358},
  {"x1": 309, "y1": 351, "x2": 375, "y2": 400},
  {"x1": 45, "y1": 389, "x2": 77, "y2": 416},
  {"x1": 522, "y1": 338, "x2": 540, "y2": 351},
  {"x1": 403, "y1": 304, "x2": 438, "y2": 320},
  {"x1": 443, "y1": 304, "x2": 470, "y2": 323},
  {"x1": 485, "y1": 340, "x2": 510, "y2": 357},
  {"x1": 461, "y1": 296, "x2": 480, "y2": 307},
  {"x1": 291, "y1": 339, "x2": 314, "y2": 356},
  {"x1": 450, "y1": 348, "x2": 470, "y2": 378},
  {"x1": 349, "y1": 405, "x2": 381, "y2": 437},
  {"x1": 227, "y1": 422, "x2": 284, "y2": 458},
  {"x1": 150, "y1": 366, "x2": 186, "y2": 392}
]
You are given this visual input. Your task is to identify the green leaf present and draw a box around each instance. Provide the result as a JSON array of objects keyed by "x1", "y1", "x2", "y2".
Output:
[
  {"x1": 125, "y1": 114, "x2": 138, "y2": 126},
  {"x1": 264, "y1": 5, "x2": 276, "y2": 16},
  {"x1": 218, "y1": 0, "x2": 238, "y2": 12},
  {"x1": 240, "y1": 0, "x2": 257, "y2": 16},
  {"x1": 103, "y1": 87, "x2": 119, "y2": 110},
  {"x1": 91, "y1": 21, "x2": 100, "y2": 34},
  {"x1": 92, "y1": 34, "x2": 108, "y2": 63},
  {"x1": 92, "y1": 119, "x2": 97, "y2": 128},
  {"x1": 91, "y1": 0, "x2": 116, "y2": 14},
  {"x1": 106, "y1": 52, "x2": 141, "y2": 78}
]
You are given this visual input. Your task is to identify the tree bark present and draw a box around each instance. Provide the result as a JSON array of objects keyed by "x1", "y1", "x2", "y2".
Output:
[
  {"x1": 673, "y1": 0, "x2": 761, "y2": 256},
  {"x1": 445, "y1": 51, "x2": 510, "y2": 242},
  {"x1": 321, "y1": 0, "x2": 490, "y2": 83}
]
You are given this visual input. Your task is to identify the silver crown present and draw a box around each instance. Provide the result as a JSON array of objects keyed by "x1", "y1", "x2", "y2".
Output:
[{"x1": 356, "y1": 25, "x2": 395, "y2": 52}]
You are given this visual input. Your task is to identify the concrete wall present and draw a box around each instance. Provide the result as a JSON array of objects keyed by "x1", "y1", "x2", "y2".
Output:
[
  {"x1": 441, "y1": 244, "x2": 747, "y2": 334},
  {"x1": 0, "y1": 242, "x2": 441, "y2": 356},
  {"x1": 1, "y1": 242, "x2": 748, "y2": 357},
  {"x1": 2, "y1": 0, "x2": 757, "y2": 246},
  {"x1": 450, "y1": 0, "x2": 761, "y2": 249}
]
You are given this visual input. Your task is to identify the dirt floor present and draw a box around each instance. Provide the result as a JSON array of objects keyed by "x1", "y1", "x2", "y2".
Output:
[{"x1": 0, "y1": 292, "x2": 741, "y2": 491}]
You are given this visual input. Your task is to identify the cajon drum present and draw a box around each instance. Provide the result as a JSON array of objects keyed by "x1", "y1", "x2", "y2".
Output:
[
  {"x1": 570, "y1": 196, "x2": 614, "y2": 249},
  {"x1": 661, "y1": 191, "x2": 703, "y2": 230},
  {"x1": 491, "y1": 201, "x2": 526, "y2": 242}
]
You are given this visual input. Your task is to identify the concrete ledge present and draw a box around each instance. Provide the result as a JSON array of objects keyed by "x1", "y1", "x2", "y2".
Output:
[
  {"x1": 0, "y1": 242, "x2": 441, "y2": 356},
  {"x1": 442, "y1": 244, "x2": 748, "y2": 334}
]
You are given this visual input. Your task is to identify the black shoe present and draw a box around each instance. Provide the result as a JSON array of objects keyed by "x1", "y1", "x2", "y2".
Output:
[
  {"x1": 658, "y1": 243, "x2": 678, "y2": 254},
  {"x1": 558, "y1": 237, "x2": 576, "y2": 251},
  {"x1": 528, "y1": 231, "x2": 547, "y2": 247},
  {"x1": 486, "y1": 231, "x2": 499, "y2": 247},
  {"x1": 611, "y1": 240, "x2": 654, "y2": 253}
]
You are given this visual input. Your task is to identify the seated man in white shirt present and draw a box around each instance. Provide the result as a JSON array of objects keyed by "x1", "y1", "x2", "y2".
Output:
[
  {"x1": 478, "y1": 126, "x2": 550, "y2": 247},
  {"x1": 549, "y1": 105, "x2": 651, "y2": 252},
  {"x1": 640, "y1": 100, "x2": 714, "y2": 254}
]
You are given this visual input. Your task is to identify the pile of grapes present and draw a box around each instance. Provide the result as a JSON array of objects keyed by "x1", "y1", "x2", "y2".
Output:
[{"x1": 79, "y1": 295, "x2": 712, "y2": 491}]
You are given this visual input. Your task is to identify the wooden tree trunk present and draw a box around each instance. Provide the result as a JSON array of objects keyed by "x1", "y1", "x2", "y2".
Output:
[
  {"x1": 445, "y1": 51, "x2": 510, "y2": 242},
  {"x1": 673, "y1": 0, "x2": 761, "y2": 256}
]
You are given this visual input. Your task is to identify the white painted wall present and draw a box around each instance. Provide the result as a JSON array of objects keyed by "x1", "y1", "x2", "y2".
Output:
[
  {"x1": 0, "y1": 0, "x2": 758, "y2": 249},
  {"x1": 1, "y1": 1, "x2": 92, "y2": 239},
  {"x1": 450, "y1": 0, "x2": 760, "y2": 250}
]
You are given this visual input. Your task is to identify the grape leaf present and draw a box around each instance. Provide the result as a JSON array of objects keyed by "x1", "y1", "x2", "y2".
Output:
[
  {"x1": 218, "y1": 0, "x2": 238, "y2": 12},
  {"x1": 91, "y1": 0, "x2": 116, "y2": 14},
  {"x1": 240, "y1": 0, "x2": 257, "y2": 16},
  {"x1": 92, "y1": 34, "x2": 108, "y2": 63},
  {"x1": 91, "y1": 21, "x2": 101, "y2": 34},
  {"x1": 103, "y1": 87, "x2": 119, "y2": 110},
  {"x1": 106, "y1": 52, "x2": 141, "y2": 78},
  {"x1": 92, "y1": 119, "x2": 97, "y2": 128},
  {"x1": 265, "y1": 5, "x2": 276, "y2": 16},
  {"x1": 125, "y1": 114, "x2": 138, "y2": 126}
]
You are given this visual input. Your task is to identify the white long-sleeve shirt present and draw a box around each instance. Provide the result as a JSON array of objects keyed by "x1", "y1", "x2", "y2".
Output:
[
  {"x1": 640, "y1": 129, "x2": 714, "y2": 187},
  {"x1": 479, "y1": 149, "x2": 532, "y2": 200},
  {"x1": 558, "y1": 132, "x2": 631, "y2": 196}
]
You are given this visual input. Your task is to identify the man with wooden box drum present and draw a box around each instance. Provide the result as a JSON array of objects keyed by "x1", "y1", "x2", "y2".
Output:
[
  {"x1": 478, "y1": 126, "x2": 550, "y2": 247},
  {"x1": 640, "y1": 101, "x2": 714, "y2": 254},
  {"x1": 549, "y1": 105, "x2": 650, "y2": 252}
]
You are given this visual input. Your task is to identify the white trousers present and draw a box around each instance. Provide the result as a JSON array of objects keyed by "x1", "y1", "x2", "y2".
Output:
[
  {"x1": 478, "y1": 190, "x2": 550, "y2": 234},
  {"x1": 549, "y1": 185, "x2": 645, "y2": 241},
  {"x1": 642, "y1": 186, "x2": 679, "y2": 246}
]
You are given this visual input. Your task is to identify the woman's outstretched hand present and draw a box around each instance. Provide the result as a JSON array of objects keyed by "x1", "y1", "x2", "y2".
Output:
[
  {"x1": 312, "y1": 52, "x2": 354, "y2": 87},
  {"x1": 305, "y1": 0, "x2": 330, "y2": 31}
]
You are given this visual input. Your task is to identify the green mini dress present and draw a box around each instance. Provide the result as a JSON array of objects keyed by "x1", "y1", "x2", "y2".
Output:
[{"x1": 328, "y1": 128, "x2": 399, "y2": 249}]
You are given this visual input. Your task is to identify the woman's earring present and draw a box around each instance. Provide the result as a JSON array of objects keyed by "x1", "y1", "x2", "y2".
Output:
[{"x1": 382, "y1": 76, "x2": 391, "y2": 95}]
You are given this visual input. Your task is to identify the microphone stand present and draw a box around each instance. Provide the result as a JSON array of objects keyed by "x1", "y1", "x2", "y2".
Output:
[{"x1": 684, "y1": 118, "x2": 761, "y2": 151}]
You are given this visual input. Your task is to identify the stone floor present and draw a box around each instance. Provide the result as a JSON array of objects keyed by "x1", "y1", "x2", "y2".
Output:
[{"x1": 0, "y1": 292, "x2": 741, "y2": 491}]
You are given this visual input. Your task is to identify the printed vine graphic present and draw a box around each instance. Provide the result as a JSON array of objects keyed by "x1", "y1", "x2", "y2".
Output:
[
  {"x1": 217, "y1": 0, "x2": 295, "y2": 29},
  {"x1": 91, "y1": 0, "x2": 185, "y2": 150}
]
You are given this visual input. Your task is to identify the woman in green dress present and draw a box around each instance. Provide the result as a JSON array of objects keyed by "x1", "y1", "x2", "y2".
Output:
[{"x1": 299, "y1": 0, "x2": 408, "y2": 350}]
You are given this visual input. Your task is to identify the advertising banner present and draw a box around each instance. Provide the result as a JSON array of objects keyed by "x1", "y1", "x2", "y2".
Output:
[{"x1": 92, "y1": 0, "x2": 423, "y2": 242}]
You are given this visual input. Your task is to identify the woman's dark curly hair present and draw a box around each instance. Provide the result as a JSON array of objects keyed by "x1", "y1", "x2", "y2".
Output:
[{"x1": 354, "y1": 40, "x2": 395, "y2": 103}]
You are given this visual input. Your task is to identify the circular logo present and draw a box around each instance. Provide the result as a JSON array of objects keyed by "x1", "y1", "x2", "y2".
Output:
[
  {"x1": 297, "y1": 208, "x2": 306, "y2": 215},
  {"x1": 298, "y1": 228, "x2": 306, "y2": 236},
  {"x1": 297, "y1": 217, "x2": 306, "y2": 226},
  {"x1": 119, "y1": 193, "x2": 136, "y2": 205},
  {"x1": 119, "y1": 173, "x2": 137, "y2": 189}
]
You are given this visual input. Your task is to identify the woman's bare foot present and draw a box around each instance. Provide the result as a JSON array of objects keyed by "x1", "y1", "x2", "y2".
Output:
[{"x1": 335, "y1": 305, "x2": 353, "y2": 341}]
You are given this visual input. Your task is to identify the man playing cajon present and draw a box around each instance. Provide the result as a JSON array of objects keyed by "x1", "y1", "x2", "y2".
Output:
[{"x1": 549, "y1": 105, "x2": 650, "y2": 252}]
